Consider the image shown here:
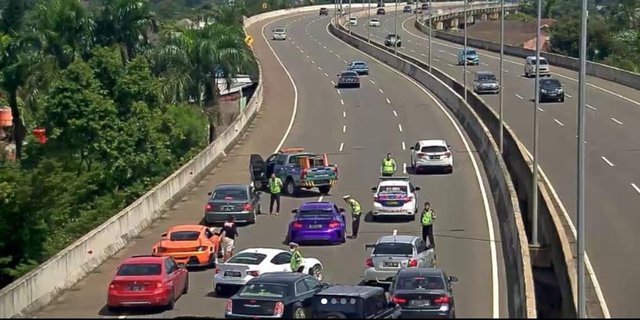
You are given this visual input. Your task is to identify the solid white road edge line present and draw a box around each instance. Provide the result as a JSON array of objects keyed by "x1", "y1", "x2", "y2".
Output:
[{"x1": 325, "y1": 20, "x2": 500, "y2": 317}]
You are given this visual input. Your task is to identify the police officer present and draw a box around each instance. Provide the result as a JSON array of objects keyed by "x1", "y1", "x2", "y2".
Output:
[
  {"x1": 420, "y1": 202, "x2": 436, "y2": 249},
  {"x1": 343, "y1": 195, "x2": 362, "y2": 239},
  {"x1": 268, "y1": 173, "x2": 283, "y2": 215},
  {"x1": 380, "y1": 153, "x2": 397, "y2": 176},
  {"x1": 289, "y1": 242, "x2": 304, "y2": 272}
]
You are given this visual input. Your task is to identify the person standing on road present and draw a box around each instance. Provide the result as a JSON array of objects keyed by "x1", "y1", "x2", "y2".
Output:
[
  {"x1": 343, "y1": 195, "x2": 362, "y2": 239},
  {"x1": 268, "y1": 173, "x2": 283, "y2": 215},
  {"x1": 221, "y1": 216, "x2": 238, "y2": 261},
  {"x1": 289, "y1": 242, "x2": 304, "y2": 272},
  {"x1": 380, "y1": 153, "x2": 397, "y2": 176},
  {"x1": 420, "y1": 202, "x2": 436, "y2": 249}
]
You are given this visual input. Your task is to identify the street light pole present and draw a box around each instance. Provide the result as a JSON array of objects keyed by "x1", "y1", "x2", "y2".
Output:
[
  {"x1": 394, "y1": 0, "x2": 399, "y2": 55},
  {"x1": 498, "y1": 0, "x2": 504, "y2": 153},
  {"x1": 577, "y1": 0, "x2": 588, "y2": 317},
  {"x1": 531, "y1": 0, "x2": 542, "y2": 246},
  {"x1": 348, "y1": 0, "x2": 352, "y2": 34},
  {"x1": 428, "y1": 0, "x2": 432, "y2": 72},
  {"x1": 368, "y1": 0, "x2": 371, "y2": 42},
  {"x1": 463, "y1": 0, "x2": 467, "y2": 102}
]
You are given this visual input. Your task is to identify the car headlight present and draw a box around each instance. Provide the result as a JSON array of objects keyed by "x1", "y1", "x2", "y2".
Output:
[
  {"x1": 557, "y1": 88, "x2": 564, "y2": 93},
  {"x1": 541, "y1": 89, "x2": 548, "y2": 94},
  {"x1": 196, "y1": 246, "x2": 208, "y2": 252}
]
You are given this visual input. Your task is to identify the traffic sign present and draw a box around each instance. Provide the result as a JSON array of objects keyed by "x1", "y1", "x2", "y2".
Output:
[
  {"x1": 245, "y1": 35, "x2": 254, "y2": 47},
  {"x1": 262, "y1": 2, "x2": 268, "y2": 9}
]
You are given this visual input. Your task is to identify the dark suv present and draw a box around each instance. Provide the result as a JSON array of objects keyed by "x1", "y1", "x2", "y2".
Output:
[
  {"x1": 538, "y1": 77, "x2": 565, "y2": 102},
  {"x1": 377, "y1": 8, "x2": 386, "y2": 14},
  {"x1": 310, "y1": 285, "x2": 400, "y2": 318},
  {"x1": 319, "y1": 7, "x2": 329, "y2": 15}
]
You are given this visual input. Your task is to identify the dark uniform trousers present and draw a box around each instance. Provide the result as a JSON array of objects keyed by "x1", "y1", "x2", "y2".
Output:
[
  {"x1": 422, "y1": 224, "x2": 435, "y2": 248},
  {"x1": 269, "y1": 192, "x2": 281, "y2": 213},
  {"x1": 352, "y1": 214, "x2": 361, "y2": 237}
]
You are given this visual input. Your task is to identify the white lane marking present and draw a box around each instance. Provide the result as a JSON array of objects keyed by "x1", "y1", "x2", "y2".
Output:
[
  {"x1": 340, "y1": 99, "x2": 344, "y2": 105},
  {"x1": 438, "y1": 49, "x2": 446, "y2": 53},
  {"x1": 291, "y1": 41, "x2": 295, "y2": 44},
  {"x1": 339, "y1": 142, "x2": 344, "y2": 152},
  {"x1": 311, "y1": 60, "x2": 316, "y2": 64},
  {"x1": 370, "y1": 79, "x2": 376, "y2": 84},
  {"x1": 343, "y1": 111, "x2": 346, "y2": 118},
  {"x1": 393, "y1": 110, "x2": 398, "y2": 117},
  {"x1": 504, "y1": 69, "x2": 509, "y2": 73},
  {"x1": 331, "y1": 80, "x2": 336, "y2": 85},
  {"x1": 601, "y1": 156, "x2": 615, "y2": 167},
  {"x1": 318, "y1": 195, "x2": 324, "y2": 201},
  {"x1": 329, "y1": 50, "x2": 334, "y2": 53},
  {"x1": 379, "y1": 88, "x2": 384, "y2": 94},
  {"x1": 447, "y1": 63, "x2": 455, "y2": 67},
  {"x1": 336, "y1": 54, "x2": 341, "y2": 58},
  {"x1": 323, "y1": 45, "x2": 327, "y2": 49},
  {"x1": 398, "y1": 124, "x2": 403, "y2": 132},
  {"x1": 481, "y1": 63, "x2": 489, "y2": 66},
  {"x1": 318, "y1": 66, "x2": 323, "y2": 70},
  {"x1": 420, "y1": 53, "x2": 426, "y2": 57},
  {"x1": 610, "y1": 118, "x2": 623, "y2": 125},
  {"x1": 410, "y1": 49, "x2": 416, "y2": 53},
  {"x1": 306, "y1": 54, "x2": 310, "y2": 58},
  {"x1": 296, "y1": 45, "x2": 300, "y2": 49},
  {"x1": 337, "y1": 89, "x2": 341, "y2": 95},
  {"x1": 587, "y1": 104, "x2": 597, "y2": 111},
  {"x1": 554, "y1": 119, "x2": 565, "y2": 127},
  {"x1": 537, "y1": 107, "x2": 544, "y2": 112},
  {"x1": 300, "y1": 49, "x2": 304, "y2": 53},
  {"x1": 402, "y1": 142, "x2": 406, "y2": 150},
  {"x1": 386, "y1": 98, "x2": 391, "y2": 104},
  {"x1": 631, "y1": 183, "x2": 640, "y2": 195},
  {"x1": 403, "y1": 162, "x2": 407, "y2": 174},
  {"x1": 515, "y1": 94, "x2": 524, "y2": 100},
  {"x1": 434, "y1": 58, "x2": 440, "y2": 62},
  {"x1": 448, "y1": 53, "x2": 457, "y2": 57},
  {"x1": 343, "y1": 59, "x2": 349, "y2": 64},
  {"x1": 565, "y1": 93, "x2": 572, "y2": 98},
  {"x1": 324, "y1": 72, "x2": 329, "y2": 77},
  {"x1": 119, "y1": 315, "x2": 126, "y2": 319},
  {"x1": 342, "y1": 125, "x2": 347, "y2": 133},
  {"x1": 328, "y1": 25, "x2": 500, "y2": 316}
]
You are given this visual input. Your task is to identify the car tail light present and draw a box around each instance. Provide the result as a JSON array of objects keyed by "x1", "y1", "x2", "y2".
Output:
[
  {"x1": 274, "y1": 301, "x2": 285, "y2": 317},
  {"x1": 328, "y1": 220, "x2": 340, "y2": 228},
  {"x1": 243, "y1": 203, "x2": 253, "y2": 211},
  {"x1": 225, "y1": 299, "x2": 233, "y2": 313},
  {"x1": 292, "y1": 221, "x2": 303, "y2": 229},
  {"x1": 391, "y1": 295, "x2": 407, "y2": 305},
  {"x1": 205, "y1": 203, "x2": 212, "y2": 211},
  {"x1": 402, "y1": 196, "x2": 414, "y2": 202},
  {"x1": 434, "y1": 296, "x2": 450, "y2": 305},
  {"x1": 109, "y1": 282, "x2": 115, "y2": 289},
  {"x1": 408, "y1": 259, "x2": 418, "y2": 267},
  {"x1": 444, "y1": 151, "x2": 451, "y2": 158},
  {"x1": 196, "y1": 246, "x2": 207, "y2": 252},
  {"x1": 331, "y1": 165, "x2": 338, "y2": 175},
  {"x1": 247, "y1": 270, "x2": 260, "y2": 277},
  {"x1": 365, "y1": 258, "x2": 374, "y2": 268},
  {"x1": 417, "y1": 152, "x2": 426, "y2": 158},
  {"x1": 156, "y1": 282, "x2": 164, "y2": 288},
  {"x1": 215, "y1": 268, "x2": 220, "y2": 274}
]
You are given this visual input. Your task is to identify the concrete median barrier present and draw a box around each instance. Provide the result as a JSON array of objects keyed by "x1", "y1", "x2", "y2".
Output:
[{"x1": 330, "y1": 16, "x2": 538, "y2": 318}]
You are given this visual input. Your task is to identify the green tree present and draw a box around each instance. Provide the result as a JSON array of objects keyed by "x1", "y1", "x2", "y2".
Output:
[{"x1": 88, "y1": 46, "x2": 126, "y2": 97}]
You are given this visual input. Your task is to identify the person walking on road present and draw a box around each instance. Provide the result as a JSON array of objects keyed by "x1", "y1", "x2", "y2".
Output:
[
  {"x1": 380, "y1": 153, "x2": 397, "y2": 176},
  {"x1": 268, "y1": 173, "x2": 283, "y2": 215},
  {"x1": 420, "y1": 202, "x2": 436, "y2": 249},
  {"x1": 343, "y1": 195, "x2": 362, "y2": 239},
  {"x1": 221, "y1": 216, "x2": 238, "y2": 261},
  {"x1": 289, "y1": 242, "x2": 304, "y2": 272}
]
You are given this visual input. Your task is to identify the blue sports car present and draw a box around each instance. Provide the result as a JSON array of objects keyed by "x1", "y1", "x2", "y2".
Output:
[{"x1": 287, "y1": 202, "x2": 347, "y2": 245}]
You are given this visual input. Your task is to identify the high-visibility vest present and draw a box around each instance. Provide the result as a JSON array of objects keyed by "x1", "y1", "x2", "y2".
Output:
[
  {"x1": 382, "y1": 158, "x2": 396, "y2": 173},
  {"x1": 269, "y1": 177, "x2": 282, "y2": 194},
  {"x1": 421, "y1": 209, "x2": 435, "y2": 226},
  {"x1": 290, "y1": 249, "x2": 303, "y2": 270},
  {"x1": 348, "y1": 199, "x2": 362, "y2": 216}
]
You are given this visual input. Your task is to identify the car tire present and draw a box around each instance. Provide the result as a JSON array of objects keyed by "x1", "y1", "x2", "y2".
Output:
[
  {"x1": 341, "y1": 232, "x2": 347, "y2": 243},
  {"x1": 310, "y1": 264, "x2": 323, "y2": 281},
  {"x1": 284, "y1": 178, "x2": 299, "y2": 196},
  {"x1": 166, "y1": 292, "x2": 175, "y2": 310},
  {"x1": 292, "y1": 303, "x2": 307, "y2": 319},
  {"x1": 208, "y1": 253, "x2": 216, "y2": 267},
  {"x1": 183, "y1": 274, "x2": 189, "y2": 294},
  {"x1": 560, "y1": 97, "x2": 565, "y2": 102},
  {"x1": 107, "y1": 306, "x2": 120, "y2": 314},
  {"x1": 318, "y1": 185, "x2": 331, "y2": 194},
  {"x1": 214, "y1": 284, "x2": 226, "y2": 296}
]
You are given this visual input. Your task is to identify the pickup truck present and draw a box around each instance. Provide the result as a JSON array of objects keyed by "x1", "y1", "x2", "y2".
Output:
[{"x1": 250, "y1": 147, "x2": 338, "y2": 196}]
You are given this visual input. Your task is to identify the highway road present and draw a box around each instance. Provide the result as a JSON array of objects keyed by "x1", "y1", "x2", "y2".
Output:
[
  {"x1": 350, "y1": 10, "x2": 640, "y2": 317},
  {"x1": 32, "y1": 10, "x2": 508, "y2": 318}
]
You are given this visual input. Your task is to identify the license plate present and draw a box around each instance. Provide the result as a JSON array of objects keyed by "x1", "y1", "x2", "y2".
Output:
[
  {"x1": 225, "y1": 271, "x2": 242, "y2": 277},
  {"x1": 429, "y1": 156, "x2": 439, "y2": 159},
  {"x1": 128, "y1": 285, "x2": 143, "y2": 291},
  {"x1": 222, "y1": 205, "x2": 235, "y2": 211},
  {"x1": 410, "y1": 299, "x2": 430, "y2": 307},
  {"x1": 314, "y1": 180, "x2": 328, "y2": 184},
  {"x1": 308, "y1": 224, "x2": 323, "y2": 229},
  {"x1": 386, "y1": 201, "x2": 398, "y2": 205},
  {"x1": 384, "y1": 261, "x2": 399, "y2": 267}
]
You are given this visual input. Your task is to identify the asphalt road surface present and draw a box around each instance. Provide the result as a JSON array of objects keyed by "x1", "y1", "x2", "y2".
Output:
[
  {"x1": 353, "y1": 10, "x2": 640, "y2": 317},
  {"x1": 33, "y1": 11, "x2": 508, "y2": 318}
]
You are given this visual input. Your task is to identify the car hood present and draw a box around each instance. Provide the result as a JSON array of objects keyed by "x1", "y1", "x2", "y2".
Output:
[{"x1": 478, "y1": 80, "x2": 498, "y2": 85}]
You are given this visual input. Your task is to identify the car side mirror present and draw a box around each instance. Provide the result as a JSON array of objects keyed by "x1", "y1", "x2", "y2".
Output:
[
  {"x1": 448, "y1": 145, "x2": 452, "y2": 149},
  {"x1": 291, "y1": 209, "x2": 298, "y2": 214},
  {"x1": 339, "y1": 208, "x2": 346, "y2": 213},
  {"x1": 161, "y1": 232, "x2": 168, "y2": 238},
  {"x1": 415, "y1": 187, "x2": 421, "y2": 191},
  {"x1": 409, "y1": 146, "x2": 414, "y2": 150},
  {"x1": 371, "y1": 187, "x2": 377, "y2": 192},
  {"x1": 207, "y1": 192, "x2": 212, "y2": 196},
  {"x1": 449, "y1": 275, "x2": 459, "y2": 283}
]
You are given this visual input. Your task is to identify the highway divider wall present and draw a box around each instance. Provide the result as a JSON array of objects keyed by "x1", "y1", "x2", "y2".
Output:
[
  {"x1": 333, "y1": 13, "x2": 537, "y2": 318},
  {"x1": 415, "y1": 15, "x2": 640, "y2": 90}
]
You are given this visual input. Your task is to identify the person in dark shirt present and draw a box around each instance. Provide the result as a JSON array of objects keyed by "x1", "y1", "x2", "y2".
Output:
[{"x1": 221, "y1": 216, "x2": 238, "y2": 261}]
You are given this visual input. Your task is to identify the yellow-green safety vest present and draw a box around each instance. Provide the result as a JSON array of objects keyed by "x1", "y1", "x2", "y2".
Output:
[
  {"x1": 382, "y1": 158, "x2": 396, "y2": 174},
  {"x1": 348, "y1": 199, "x2": 362, "y2": 216},
  {"x1": 421, "y1": 209, "x2": 435, "y2": 226},
  {"x1": 269, "y1": 177, "x2": 283, "y2": 194},
  {"x1": 290, "y1": 249, "x2": 303, "y2": 270}
]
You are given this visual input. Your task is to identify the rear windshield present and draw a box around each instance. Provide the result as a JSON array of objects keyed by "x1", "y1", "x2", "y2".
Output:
[
  {"x1": 530, "y1": 58, "x2": 548, "y2": 65},
  {"x1": 227, "y1": 252, "x2": 267, "y2": 265},
  {"x1": 373, "y1": 243, "x2": 414, "y2": 255},
  {"x1": 395, "y1": 275, "x2": 445, "y2": 290},
  {"x1": 312, "y1": 296, "x2": 359, "y2": 315},
  {"x1": 378, "y1": 185, "x2": 408, "y2": 194},
  {"x1": 170, "y1": 231, "x2": 200, "y2": 241},
  {"x1": 238, "y1": 283, "x2": 288, "y2": 298},
  {"x1": 117, "y1": 263, "x2": 162, "y2": 276},
  {"x1": 421, "y1": 146, "x2": 447, "y2": 153},
  {"x1": 298, "y1": 209, "x2": 334, "y2": 218},
  {"x1": 341, "y1": 72, "x2": 358, "y2": 77},
  {"x1": 212, "y1": 188, "x2": 248, "y2": 201},
  {"x1": 354, "y1": 62, "x2": 367, "y2": 67},
  {"x1": 274, "y1": 28, "x2": 285, "y2": 33},
  {"x1": 477, "y1": 74, "x2": 496, "y2": 81}
]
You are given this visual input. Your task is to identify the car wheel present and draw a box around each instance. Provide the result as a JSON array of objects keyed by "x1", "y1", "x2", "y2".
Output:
[
  {"x1": 341, "y1": 231, "x2": 347, "y2": 243},
  {"x1": 310, "y1": 264, "x2": 323, "y2": 281},
  {"x1": 183, "y1": 274, "x2": 189, "y2": 294},
  {"x1": 208, "y1": 253, "x2": 216, "y2": 267},
  {"x1": 318, "y1": 185, "x2": 331, "y2": 194},
  {"x1": 449, "y1": 166, "x2": 454, "y2": 174},
  {"x1": 166, "y1": 292, "x2": 175, "y2": 310},
  {"x1": 285, "y1": 178, "x2": 298, "y2": 196},
  {"x1": 214, "y1": 284, "x2": 226, "y2": 296},
  {"x1": 560, "y1": 97, "x2": 565, "y2": 102},
  {"x1": 250, "y1": 211, "x2": 257, "y2": 224},
  {"x1": 107, "y1": 306, "x2": 120, "y2": 314},
  {"x1": 292, "y1": 304, "x2": 307, "y2": 319}
]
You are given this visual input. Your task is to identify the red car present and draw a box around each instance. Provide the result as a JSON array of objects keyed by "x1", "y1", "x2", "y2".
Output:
[{"x1": 107, "y1": 255, "x2": 189, "y2": 311}]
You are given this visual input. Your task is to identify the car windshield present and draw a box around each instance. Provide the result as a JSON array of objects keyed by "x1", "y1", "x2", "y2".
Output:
[
  {"x1": 395, "y1": 275, "x2": 445, "y2": 290},
  {"x1": 378, "y1": 185, "x2": 408, "y2": 194},
  {"x1": 212, "y1": 188, "x2": 248, "y2": 201},
  {"x1": 530, "y1": 58, "x2": 548, "y2": 65},
  {"x1": 388, "y1": 34, "x2": 398, "y2": 38},
  {"x1": 238, "y1": 283, "x2": 288, "y2": 298},
  {"x1": 298, "y1": 209, "x2": 334, "y2": 219},
  {"x1": 465, "y1": 50, "x2": 477, "y2": 55},
  {"x1": 477, "y1": 74, "x2": 496, "y2": 81},
  {"x1": 227, "y1": 252, "x2": 267, "y2": 265},
  {"x1": 373, "y1": 243, "x2": 414, "y2": 256},
  {"x1": 274, "y1": 28, "x2": 285, "y2": 33},
  {"x1": 420, "y1": 145, "x2": 447, "y2": 153},
  {"x1": 539, "y1": 79, "x2": 560, "y2": 87},
  {"x1": 169, "y1": 231, "x2": 200, "y2": 241},
  {"x1": 117, "y1": 263, "x2": 162, "y2": 276}
]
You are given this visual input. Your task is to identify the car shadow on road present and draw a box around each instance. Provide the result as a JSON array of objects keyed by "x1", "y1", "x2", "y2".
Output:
[
  {"x1": 280, "y1": 238, "x2": 342, "y2": 247},
  {"x1": 364, "y1": 211, "x2": 414, "y2": 224},
  {"x1": 406, "y1": 166, "x2": 452, "y2": 176},
  {"x1": 284, "y1": 189, "x2": 328, "y2": 199},
  {"x1": 98, "y1": 304, "x2": 166, "y2": 317}
]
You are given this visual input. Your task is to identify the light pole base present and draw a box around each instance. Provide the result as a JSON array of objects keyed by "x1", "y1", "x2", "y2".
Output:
[{"x1": 528, "y1": 244, "x2": 551, "y2": 268}]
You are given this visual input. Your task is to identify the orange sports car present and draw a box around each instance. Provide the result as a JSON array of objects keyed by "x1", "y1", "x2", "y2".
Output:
[{"x1": 151, "y1": 225, "x2": 221, "y2": 268}]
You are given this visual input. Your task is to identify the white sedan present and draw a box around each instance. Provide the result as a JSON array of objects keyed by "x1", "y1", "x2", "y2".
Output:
[
  {"x1": 410, "y1": 139, "x2": 454, "y2": 173},
  {"x1": 213, "y1": 248, "x2": 324, "y2": 294},
  {"x1": 369, "y1": 18, "x2": 381, "y2": 27},
  {"x1": 371, "y1": 176, "x2": 421, "y2": 221}
]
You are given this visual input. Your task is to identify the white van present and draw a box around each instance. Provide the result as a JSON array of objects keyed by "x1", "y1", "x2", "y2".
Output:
[{"x1": 524, "y1": 56, "x2": 550, "y2": 77}]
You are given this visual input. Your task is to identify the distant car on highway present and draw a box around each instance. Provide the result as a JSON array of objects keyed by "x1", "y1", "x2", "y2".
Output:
[
  {"x1": 409, "y1": 139, "x2": 454, "y2": 174},
  {"x1": 457, "y1": 48, "x2": 479, "y2": 65},
  {"x1": 403, "y1": 5, "x2": 412, "y2": 12},
  {"x1": 224, "y1": 272, "x2": 330, "y2": 319},
  {"x1": 204, "y1": 184, "x2": 262, "y2": 224},
  {"x1": 272, "y1": 27, "x2": 287, "y2": 40},
  {"x1": 349, "y1": 16, "x2": 358, "y2": 26},
  {"x1": 107, "y1": 255, "x2": 188, "y2": 312},
  {"x1": 319, "y1": 7, "x2": 329, "y2": 15},
  {"x1": 214, "y1": 248, "x2": 324, "y2": 295},
  {"x1": 524, "y1": 55, "x2": 551, "y2": 77},
  {"x1": 336, "y1": 70, "x2": 361, "y2": 88},
  {"x1": 347, "y1": 60, "x2": 369, "y2": 75},
  {"x1": 538, "y1": 77, "x2": 565, "y2": 102},
  {"x1": 377, "y1": 7, "x2": 386, "y2": 14},
  {"x1": 421, "y1": 2, "x2": 430, "y2": 11},
  {"x1": 311, "y1": 285, "x2": 401, "y2": 318},
  {"x1": 369, "y1": 18, "x2": 381, "y2": 27},
  {"x1": 389, "y1": 268, "x2": 458, "y2": 318},
  {"x1": 287, "y1": 201, "x2": 347, "y2": 244},
  {"x1": 473, "y1": 70, "x2": 500, "y2": 94},
  {"x1": 371, "y1": 176, "x2": 421, "y2": 221},
  {"x1": 151, "y1": 225, "x2": 221, "y2": 268},
  {"x1": 363, "y1": 234, "x2": 436, "y2": 285},
  {"x1": 384, "y1": 34, "x2": 402, "y2": 47},
  {"x1": 377, "y1": 1, "x2": 385, "y2": 8}
]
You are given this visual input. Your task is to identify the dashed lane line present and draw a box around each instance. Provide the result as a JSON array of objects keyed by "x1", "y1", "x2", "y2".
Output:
[
  {"x1": 554, "y1": 119, "x2": 565, "y2": 127},
  {"x1": 601, "y1": 156, "x2": 615, "y2": 167},
  {"x1": 610, "y1": 118, "x2": 623, "y2": 125}
]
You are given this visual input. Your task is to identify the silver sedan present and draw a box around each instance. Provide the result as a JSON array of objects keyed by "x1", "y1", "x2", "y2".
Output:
[{"x1": 363, "y1": 234, "x2": 435, "y2": 285}]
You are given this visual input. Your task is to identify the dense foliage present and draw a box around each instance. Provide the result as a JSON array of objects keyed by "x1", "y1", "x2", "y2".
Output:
[
  {"x1": 519, "y1": 0, "x2": 640, "y2": 72},
  {"x1": 0, "y1": 0, "x2": 256, "y2": 288}
]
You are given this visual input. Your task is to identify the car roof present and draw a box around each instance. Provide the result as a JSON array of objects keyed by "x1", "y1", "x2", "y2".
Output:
[
  {"x1": 418, "y1": 139, "x2": 447, "y2": 146},
  {"x1": 460, "y1": 48, "x2": 476, "y2": 52},
  {"x1": 396, "y1": 267, "x2": 445, "y2": 277},
  {"x1": 213, "y1": 184, "x2": 249, "y2": 191},
  {"x1": 122, "y1": 255, "x2": 166, "y2": 265},
  {"x1": 377, "y1": 234, "x2": 417, "y2": 244},
  {"x1": 351, "y1": 60, "x2": 367, "y2": 64},
  {"x1": 317, "y1": 285, "x2": 384, "y2": 297},
  {"x1": 235, "y1": 248, "x2": 285, "y2": 257},
  {"x1": 252, "y1": 271, "x2": 310, "y2": 282},
  {"x1": 378, "y1": 180, "x2": 409, "y2": 187},
  {"x1": 475, "y1": 71, "x2": 495, "y2": 76},
  {"x1": 341, "y1": 70, "x2": 358, "y2": 75},
  {"x1": 299, "y1": 201, "x2": 336, "y2": 210},
  {"x1": 168, "y1": 225, "x2": 204, "y2": 233}
]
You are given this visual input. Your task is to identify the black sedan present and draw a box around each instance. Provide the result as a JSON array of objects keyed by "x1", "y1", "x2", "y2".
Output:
[
  {"x1": 204, "y1": 184, "x2": 262, "y2": 225},
  {"x1": 336, "y1": 71, "x2": 360, "y2": 88},
  {"x1": 377, "y1": 8, "x2": 386, "y2": 14},
  {"x1": 384, "y1": 34, "x2": 402, "y2": 47},
  {"x1": 388, "y1": 268, "x2": 458, "y2": 318},
  {"x1": 538, "y1": 77, "x2": 565, "y2": 102},
  {"x1": 224, "y1": 272, "x2": 330, "y2": 318}
]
